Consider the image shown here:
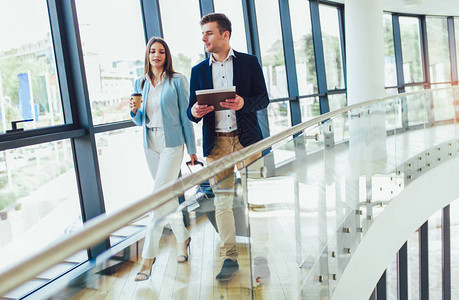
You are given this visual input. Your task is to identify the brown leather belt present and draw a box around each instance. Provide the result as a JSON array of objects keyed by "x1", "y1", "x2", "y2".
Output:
[{"x1": 215, "y1": 130, "x2": 238, "y2": 137}]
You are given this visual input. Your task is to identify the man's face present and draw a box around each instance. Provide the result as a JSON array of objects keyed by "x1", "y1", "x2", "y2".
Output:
[{"x1": 201, "y1": 21, "x2": 228, "y2": 53}]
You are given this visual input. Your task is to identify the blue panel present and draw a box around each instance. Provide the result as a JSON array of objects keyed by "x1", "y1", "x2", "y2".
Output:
[
  {"x1": 199, "y1": 0, "x2": 214, "y2": 17},
  {"x1": 18, "y1": 73, "x2": 34, "y2": 120},
  {"x1": 448, "y1": 17, "x2": 458, "y2": 84},
  {"x1": 141, "y1": 0, "x2": 163, "y2": 40},
  {"x1": 278, "y1": 0, "x2": 301, "y2": 126},
  {"x1": 309, "y1": 0, "x2": 329, "y2": 114},
  {"x1": 419, "y1": 221, "x2": 429, "y2": 300},
  {"x1": 242, "y1": 0, "x2": 261, "y2": 58},
  {"x1": 398, "y1": 243, "x2": 408, "y2": 300}
]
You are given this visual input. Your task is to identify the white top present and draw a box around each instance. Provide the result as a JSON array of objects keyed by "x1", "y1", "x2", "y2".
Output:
[
  {"x1": 210, "y1": 48, "x2": 237, "y2": 133},
  {"x1": 145, "y1": 77, "x2": 163, "y2": 128}
]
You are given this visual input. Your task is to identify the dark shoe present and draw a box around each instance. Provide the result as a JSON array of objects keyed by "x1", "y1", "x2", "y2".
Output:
[
  {"x1": 216, "y1": 258, "x2": 239, "y2": 282},
  {"x1": 177, "y1": 237, "x2": 192, "y2": 263},
  {"x1": 135, "y1": 257, "x2": 156, "y2": 282},
  {"x1": 253, "y1": 256, "x2": 270, "y2": 284}
]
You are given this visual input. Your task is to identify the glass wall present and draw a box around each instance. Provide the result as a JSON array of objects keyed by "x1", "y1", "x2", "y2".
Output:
[
  {"x1": 159, "y1": 0, "x2": 204, "y2": 81},
  {"x1": 399, "y1": 17, "x2": 424, "y2": 84},
  {"x1": 159, "y1": 0, "x2": 205, "y2": 153},
  {"x1": 289, "y1": 0, "x2": 318, "y2": 96},
  {"x1": 213, "y1": 0, "x2": 248, "y2": 53},
  {"x1": 0, "y1": 140, "x2": 85, "y2": 272},
  {"x1": 267, "y1": 100, "x2": 291, "y2": 135},
  {"x1": 328, "y1": 93, "x2": 348, "y2": 142},
  {"x1": 4, "y1": 1, "x2": 459, "y2": 297},
  {"x1": 300, "y1": 97, "x2": 320, "y2": 122},
  {"x1": 405, "y1": 86, "x2": 427, "y2": 126},
  {"x1": 97, "y1": 127, "x2": 153, "y2": 214},
  {"x1": 319, "y1": 5, "x2": 345, "y2": 91},
  {"x1": 428, "y1": 210, "x2": 443, "y2": 299},
  {"x1": 254, "y1": 0, "x2": 288, "y2": 99},
  {"x1": 328, "y1": 93, "x2": 347, "y2": 112},
  {"x1": 384, "y1": 14, "x2": 397, "y2": 87},
  {"x1": 386, "y1": 257, "x2": 397, "y2": 299},
  {"x1": 451, "y1": 199, "x2": 459, "y2": 296},
  {"x1": 431, "y1": 84, "x2": 455, "y2": 121},
  {"x1": 75, "y1": 0, "x2": 145, "y2": 125},
  {"x1": 426, "y1": 17, "x2": 451, "y2": 84},
  {"x1": 456, "y1": 18, "x2": 459, "y2": 80},
  {"x1": 408, "y1": 232, "x2": 420, "y2": 299},
  {"x1": 0, "y1": 1, "x2": 64, "y2": 134}
]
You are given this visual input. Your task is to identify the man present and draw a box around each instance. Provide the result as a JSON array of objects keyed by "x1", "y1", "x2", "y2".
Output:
[{"x1": 187, "y1": 13, "x2": 269, "y2": 282}]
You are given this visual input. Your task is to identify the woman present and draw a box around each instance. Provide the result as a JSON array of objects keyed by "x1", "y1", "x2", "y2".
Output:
[{"x1": 129, "y1": 37, "x2": 197, "y2": 282}]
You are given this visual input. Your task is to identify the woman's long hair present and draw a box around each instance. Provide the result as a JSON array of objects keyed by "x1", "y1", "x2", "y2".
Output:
[{"x1": 142, "y1": 37, "x2": 176, "y2": 88}]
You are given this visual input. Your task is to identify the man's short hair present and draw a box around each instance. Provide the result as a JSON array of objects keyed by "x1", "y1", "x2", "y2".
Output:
[{"x1": 200, "y1": 13, "x2": 232, "y2": 37}]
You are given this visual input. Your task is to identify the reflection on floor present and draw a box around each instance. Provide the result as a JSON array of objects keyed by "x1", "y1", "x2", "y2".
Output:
[
  {"x1": 66, "y1": 216, "x2": 252, "y2": 300},
  {"x1": 64, "y1": 202, "x2": 309, "y2": 300}
]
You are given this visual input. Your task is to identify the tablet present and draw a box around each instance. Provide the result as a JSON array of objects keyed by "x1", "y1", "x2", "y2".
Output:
[{"x1": 196, "y1": 86, "x2": 236, "y2": 111}]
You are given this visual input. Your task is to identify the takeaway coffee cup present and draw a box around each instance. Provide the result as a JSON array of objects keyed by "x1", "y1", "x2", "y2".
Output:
[{"x1": 131, "y1": 93, "x2": 142, "y2": 109}]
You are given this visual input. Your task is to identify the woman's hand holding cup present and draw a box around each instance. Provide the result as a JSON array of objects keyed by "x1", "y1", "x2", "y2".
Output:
[{"x1": 130, "y1": 93, "x2": 142, "y2": 114}]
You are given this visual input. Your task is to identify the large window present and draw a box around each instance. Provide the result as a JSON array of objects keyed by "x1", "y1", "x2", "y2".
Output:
[
  {"x1": 384, "y1": 14, "x2": 397, "y2": 87},
  {"x1": 428, "y1": 209, "x2": 443, "y2": 299},
  {"x1": 213, "y1": 0, "x2": 248, "y2": 53},
  {"x1": 455, "y1": 18, "x2": 459, "y2": 80},
  {"x1": 75, "y1": 0, "x2": 145, "y2": 125},
  {"x1": 451, "y1": 200, "x2": 459, "y2": 295},
  {"x1": 97, "y1": 127, "x2": 153, "y2": 214},
  {"x1": 254, "y1": 0, "x2": 288, "y2": 99},
  {"x1": 328, "y1": 93, "x2": 347, "y2": 112},
  {"x1": 289, "y1": 0, "x2": 318, "y2": 96},
  {"x1": 0, "y1": 141, "x2": 85, "y2": 272},
  {"x1": 159, "y1": 0, "x2": 204, "y2": 153},
  {"x1": 431, "y1": 84, "x2": 455, "y2": 121},
  {"x1": 405, "y1": 85, "x2": 427, "y2": 126},
  {"x1": 160, "y1": 0, "x2": 204, "y2": 81},
  {"x1": 300, "y1": 97, "x2": 320, "y2": 122},
  {"x1": 319, "y1": 5, "x2": 345, "y2": 91},
  {"x1": 267, "y1": 101, "x2": 291, "y2": 135},
  {"x1": 408, "y1": 231, "x2": 420, "y2": 299},
  {"x1": 426, "y1": 17, "x2": 451, "y2": 83},
  {"x1": 0, "y1": 1, "x2": 64, "y2": 134},
  {"x1": 400, "y1": 17, "x2": 424, "y2": 83}
]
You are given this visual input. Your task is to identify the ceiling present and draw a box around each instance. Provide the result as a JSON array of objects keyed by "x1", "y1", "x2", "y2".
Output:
[
  {"x1": 384, "y1": 0, "x2": 459, "y2": 16},
  {"x1": 332, "y1": 0, "x2": 459, "y2": 16}
]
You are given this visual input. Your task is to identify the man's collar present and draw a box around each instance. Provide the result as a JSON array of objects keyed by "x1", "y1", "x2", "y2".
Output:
[{"x1": 209, "y1": 48, "x2": 236, "y2": 66}]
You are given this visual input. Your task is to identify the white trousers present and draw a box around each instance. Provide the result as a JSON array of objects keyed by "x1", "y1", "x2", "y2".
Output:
[{"x1": 142, "y1": 130, "x2": 190, "y2": 259}]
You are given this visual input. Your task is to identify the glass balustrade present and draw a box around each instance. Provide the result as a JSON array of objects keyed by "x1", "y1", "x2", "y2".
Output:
[
  {"x1": 1, "y1": 86, "x2": 459, "y2": 299},
  {"x1": 244, "y1": 87, "x2": 458, "y2": 298}
]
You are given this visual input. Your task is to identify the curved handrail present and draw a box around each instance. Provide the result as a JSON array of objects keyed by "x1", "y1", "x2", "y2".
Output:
[{"x1": 0, "y1": 86, "x2": 457, "y2": 295}]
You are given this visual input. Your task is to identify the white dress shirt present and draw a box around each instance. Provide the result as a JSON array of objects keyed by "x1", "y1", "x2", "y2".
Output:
[
  {"x1": 210, "y1": 48, "x2": 237, "y2": 133},
  {"x1": 145, "y1": 77, "x2": 163, "y2": 128}
]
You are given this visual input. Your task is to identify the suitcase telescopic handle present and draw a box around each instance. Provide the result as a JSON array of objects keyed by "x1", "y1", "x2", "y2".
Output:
[{"x1": 186, "y1": 160, "x2": 204, "y2": 167}]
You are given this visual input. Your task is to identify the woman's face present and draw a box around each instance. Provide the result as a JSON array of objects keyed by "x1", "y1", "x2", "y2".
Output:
[{"x1": 149, "y1": 42, "x2": 166, "y2": 69}]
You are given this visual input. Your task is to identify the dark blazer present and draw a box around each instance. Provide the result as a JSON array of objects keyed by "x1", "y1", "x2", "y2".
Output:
[{"x1": 187, "y1": 50, "x2": 269, "y2": 157}]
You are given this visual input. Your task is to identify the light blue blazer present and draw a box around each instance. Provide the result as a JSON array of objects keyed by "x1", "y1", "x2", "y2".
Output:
[{"x1": 130, "y1": 73, "x2": 197, "y2": 155}]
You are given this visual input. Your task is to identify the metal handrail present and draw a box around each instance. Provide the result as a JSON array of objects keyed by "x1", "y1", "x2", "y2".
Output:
[{"x1": 0, "y1": 86, "x2": 457, "y2": 295}]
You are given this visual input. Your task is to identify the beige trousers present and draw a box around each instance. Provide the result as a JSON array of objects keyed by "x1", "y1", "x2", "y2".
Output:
[{"x1": 207, "y1": 135, "x2": 261, "y2": 261}]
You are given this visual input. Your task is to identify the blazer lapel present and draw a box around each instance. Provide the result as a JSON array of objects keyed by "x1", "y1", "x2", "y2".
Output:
[
  {"x1": 232, "y1": 50, "x2": 241, "y2": 90},
  {"x1": 203, "y1": 58, "x2": 213, "y2": 89}
]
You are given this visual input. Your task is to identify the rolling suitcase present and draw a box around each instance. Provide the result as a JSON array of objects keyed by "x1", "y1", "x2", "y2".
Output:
[{"x1": 185, "y1": 161, "x2": 248, "y2": 236}]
